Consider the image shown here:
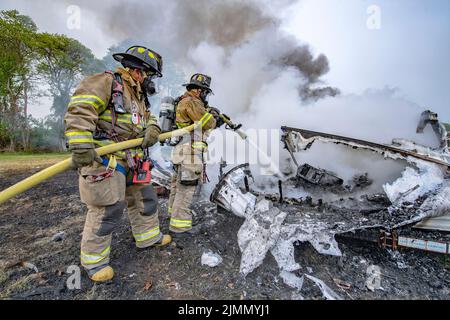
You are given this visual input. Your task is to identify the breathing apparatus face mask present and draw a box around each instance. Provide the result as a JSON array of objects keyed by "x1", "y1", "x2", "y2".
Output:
[
  {"x1": 143, "y1": 78, "x2": 156, "y2": 96},
  {"x1": 142, "y1": 72, "x2": 157, "y2": 96},
  {"x1": 200, "y1": 89, "x2": 210, "y2": 105}
]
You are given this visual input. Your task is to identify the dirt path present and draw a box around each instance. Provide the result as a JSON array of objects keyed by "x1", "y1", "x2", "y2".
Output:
[{"x1": 0, "y1": 169, "x2": 448, "y2": 300}]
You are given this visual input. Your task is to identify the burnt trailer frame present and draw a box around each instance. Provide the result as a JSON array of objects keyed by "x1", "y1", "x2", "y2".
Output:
[
  {"x1": 280, "y1": 126, "x2": 450, "y2": 169},
  {"x1": 278, "y1": 126, "x2": 450, "y2": 255}
]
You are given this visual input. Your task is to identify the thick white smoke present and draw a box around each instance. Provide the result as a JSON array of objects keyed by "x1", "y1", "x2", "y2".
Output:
[
  {"x1": 78, "y1": 0, "x2": 438, "y2": 191},
  {"x1": 190, "y1": 32, "x2": 437, "y2": 191}
]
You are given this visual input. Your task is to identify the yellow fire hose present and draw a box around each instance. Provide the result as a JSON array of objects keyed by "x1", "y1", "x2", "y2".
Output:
[{"x1": 0, "y1": 124, "x2": 197, "y2": 205}]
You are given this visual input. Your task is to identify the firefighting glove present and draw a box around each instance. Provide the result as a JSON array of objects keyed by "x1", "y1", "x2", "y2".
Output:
[
  {"x1": 71, "y1": 148, "x2": 98, "y2": 169},
  {"x1": 208, "y1": 107, "x2": 225, "y2": 128},
  {"x1": 142, "y1": 124, "x2": 161, "y2": 148}
]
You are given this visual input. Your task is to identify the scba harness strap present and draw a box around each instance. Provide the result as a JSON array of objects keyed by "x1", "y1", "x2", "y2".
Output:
[
  {"x1": 105, "y1": 70, "x2": 127, "y2": 114},
  {"x1": 102, "y1": 71, "x2": 136, "y2": 169},
  {"x1": 101, "y1": 156, "x2": 127, "y2": 176},
  {"x1": 91, "y1": 71, "x2": 152, "y2": 184},
  {"x1": 83, "y1": 155, "x2": 127, "y2": 183},
  {"x1": 90, "y1": 71, "x2": 136, "y2": 180}
]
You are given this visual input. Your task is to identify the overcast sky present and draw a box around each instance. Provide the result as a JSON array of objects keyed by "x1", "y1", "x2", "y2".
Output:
[
  {"x1": 285, "y1": 0, "x2": 450, "y2": 121},
  {"x1": 1, "y1": 0, "x2": 449, "y2": 121}
]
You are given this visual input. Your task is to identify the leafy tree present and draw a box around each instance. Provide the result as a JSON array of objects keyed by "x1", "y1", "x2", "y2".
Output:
[
  {"x1": 0, "y1": 10, "x2": 105, "y2": 152},
  {"x1": 34, "y1": 34, "x2": 105, "y2": 150},
  {"x1": 0, "y1": 122, "x2": 11, "y2": 149},
  {"x1": 0, "y1": 10, "x2": 38, "y2": 151},
  {"x1": 28, "y1": 117, "x2": 62, "y2": 151}
]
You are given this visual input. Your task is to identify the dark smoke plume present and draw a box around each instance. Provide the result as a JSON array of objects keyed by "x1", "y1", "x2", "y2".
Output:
[
  {"x1": 75, "y1": 0, "x2": 338, "y2": 101},
  {"x1": 278, "y1": 46, "x2": 340, "y2": 100}
]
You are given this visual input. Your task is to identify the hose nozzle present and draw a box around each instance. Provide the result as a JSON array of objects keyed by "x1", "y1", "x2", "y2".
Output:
[{"x1": 219, "y1": 114, "x2": 247, "y2": 140}]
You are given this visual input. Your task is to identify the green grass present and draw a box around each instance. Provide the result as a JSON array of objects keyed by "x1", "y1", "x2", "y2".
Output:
[
  {"x1": 0, "y1": 152, "x2": 71, "y2": 172},
  {"x1": 0, "y1": 152, "x2": 70, "y2": 161},
  {"x1": 0, "y1": 273, "x2": 35, "y2": 299}
]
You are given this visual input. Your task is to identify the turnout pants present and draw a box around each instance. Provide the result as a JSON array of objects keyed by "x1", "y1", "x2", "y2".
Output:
[
  {"x1": 168, "y1": 143, "x2": 204, "y2": 233},
  {"x1": 78, "y1": 161, "x2": 162, "y2": 270}
]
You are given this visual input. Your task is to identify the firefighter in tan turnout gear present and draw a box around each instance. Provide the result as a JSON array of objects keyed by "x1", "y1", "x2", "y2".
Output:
[
  {"x1": 167, "y1": 74, "x2": 224, "y2": 239},
  {"x1": 64, "y1": 45, "x2": 171, "y2": 282}
]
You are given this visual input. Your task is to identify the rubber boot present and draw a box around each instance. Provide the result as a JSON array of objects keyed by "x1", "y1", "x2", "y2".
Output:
[
  {"x1": 150, "y1": 234, "x2": 172, "y2": 247},
  {"x1": 170, "y1": 224, "x2": 203, "y2": 241},
  {"x1": 87, "y1": 265, "x2": 114, "y2": 282}
]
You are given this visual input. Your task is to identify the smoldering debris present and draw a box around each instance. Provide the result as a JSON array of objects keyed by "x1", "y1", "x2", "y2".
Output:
[
  {"x1": 210, "y1": 155, "x2": 449, "y2": 294},
  {"x1": 212, "y1": 164, "x2": 346, "y2": 276},
  {"x1": 237, "y1": 200, "x2": 287, "y2": 275},
  {"x1": 279, "y1": 270, "x2": 304, "y2": 291},
  {"x1": 201, "y1": 251, "x2": 223, "y2": 268},
  {"x1": 295, "y1": 163, "x2": 344, "y2": 186},
  {"x1": 304, "y1": 274, "x2": 343, "y2": 300}
]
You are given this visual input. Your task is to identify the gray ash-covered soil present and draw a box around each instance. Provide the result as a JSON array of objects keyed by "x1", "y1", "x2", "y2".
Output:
[{"x1": 0, "y1": 169, "x2": 449, "y2": 300}]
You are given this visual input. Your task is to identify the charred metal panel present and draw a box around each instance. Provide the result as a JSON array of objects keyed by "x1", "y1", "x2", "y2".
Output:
[
  {"x1": 281, "y1": 126, "x2": 449, "y2": 168},
  {"x1": 296, "y1": 164, "x2": 343, "y2": 186}
]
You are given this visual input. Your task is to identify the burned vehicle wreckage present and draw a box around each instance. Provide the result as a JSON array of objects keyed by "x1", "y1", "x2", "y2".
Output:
[
  {"x1": 147, "y1": 110, "x2": 449, "y2": 298},
  {"x1": 211, "y1": 118, "x2": 449, "y2": 295}
]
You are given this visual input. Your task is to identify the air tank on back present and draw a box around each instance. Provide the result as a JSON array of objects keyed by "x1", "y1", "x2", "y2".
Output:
[{"x1": 159, "y1": 96, "x2": 176, "y2": 133}]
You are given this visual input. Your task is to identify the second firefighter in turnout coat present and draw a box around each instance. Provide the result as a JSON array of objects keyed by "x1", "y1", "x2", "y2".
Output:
[{"x1": 168, "y1": 73, "x2": 223, "y2": 238}]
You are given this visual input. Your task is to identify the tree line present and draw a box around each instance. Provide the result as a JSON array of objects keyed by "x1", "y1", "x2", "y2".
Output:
[
  {"x1": 0, "y1": 10, "x2": 187, "y2": 153},
  {"x1": 0, "y1": 10, "x2": 104, "y2": 152}
]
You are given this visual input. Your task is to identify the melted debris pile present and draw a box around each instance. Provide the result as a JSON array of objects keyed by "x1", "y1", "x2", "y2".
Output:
[{"x1": 211, "y1": 159, "x2": 449, "y2": 293}]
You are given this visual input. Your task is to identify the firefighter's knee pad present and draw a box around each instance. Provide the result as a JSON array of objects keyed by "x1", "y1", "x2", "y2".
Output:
[
  {"x1": 180, "y1": 179, "x2": 199, "y2": 186},
  {"x1": 96, "y1": 200, "x2": 126, "y2": 236},
  {"x1": 141, "y1": 185, "x2": 158, "y2": 216}
]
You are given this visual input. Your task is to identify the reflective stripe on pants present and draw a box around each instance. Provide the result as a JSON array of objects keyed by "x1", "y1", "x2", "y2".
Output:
[{"x1": 168, "y1": 165, "x2": 196, "y2": 233}]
